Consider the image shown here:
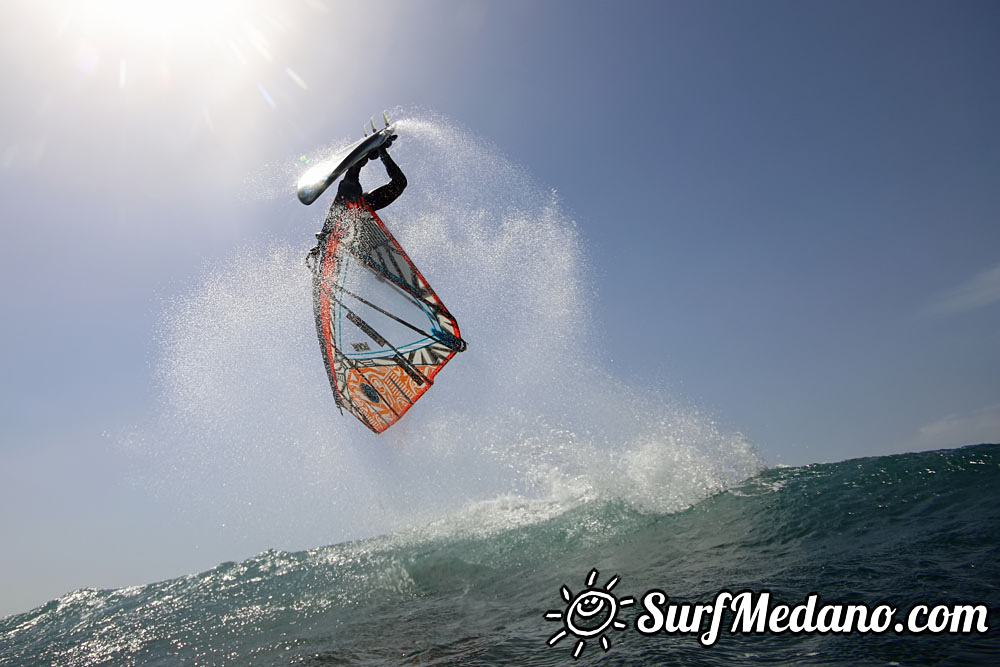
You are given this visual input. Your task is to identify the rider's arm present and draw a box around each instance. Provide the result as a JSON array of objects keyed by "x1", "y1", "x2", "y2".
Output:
[{"x1": 364, "y1": 150, "x2": 407, "y2": 211}]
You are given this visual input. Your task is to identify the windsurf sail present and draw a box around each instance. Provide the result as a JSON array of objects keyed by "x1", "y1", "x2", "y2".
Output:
[{"x1": 310, "y1": 201, "x2": 466, "y2": 433}]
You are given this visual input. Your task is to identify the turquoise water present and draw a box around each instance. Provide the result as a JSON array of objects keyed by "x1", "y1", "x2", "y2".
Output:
[{"x1": 2, "y1": 444, "x2": 997, "y2": 665}]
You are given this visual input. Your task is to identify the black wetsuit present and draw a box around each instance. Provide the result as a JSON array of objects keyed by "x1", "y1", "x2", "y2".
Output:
[
  {"x1": 333, "y1": 150, "x2": 407, "y2": 210},
  {"x1": 310, "y1": 150, "x2": 407, "y2": 265}
]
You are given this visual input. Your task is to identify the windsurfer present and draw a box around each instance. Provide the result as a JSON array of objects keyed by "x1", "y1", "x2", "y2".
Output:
[
  {"x1": 305, "y1": 131, "x2": 465, "y2": 432},
  {"x1": 332, "y1": 143, "x2": 406, "y2": 209}
]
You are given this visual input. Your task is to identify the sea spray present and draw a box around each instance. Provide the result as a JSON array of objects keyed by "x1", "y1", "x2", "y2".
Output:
[{"x1": 123, "y1": 112, "x2": 765, "y2": 553}]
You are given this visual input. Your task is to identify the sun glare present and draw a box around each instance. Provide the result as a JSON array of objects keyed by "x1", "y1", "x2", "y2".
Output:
[
  {"x1": 50, "y1": 0, "x2": 301, "y2": 84},
  {"x1": 9, "y1": 1, "x2": 335, "y2": 171},
  {"x1": 66, "y1": 0, "x2": 247, "y2": 43},
  {"x1": 38, "y1": 0, "x2": 315, "y2": 122}
]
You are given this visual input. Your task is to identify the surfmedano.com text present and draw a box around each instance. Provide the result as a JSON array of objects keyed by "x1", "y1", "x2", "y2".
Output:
[{"x1": 636, "y1": 590, "x2": 990, "y2": 646}]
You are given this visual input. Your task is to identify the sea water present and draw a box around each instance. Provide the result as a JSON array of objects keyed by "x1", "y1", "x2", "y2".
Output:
[
  {"x1": 2, "y1": 115, "x2": 996, "y2": 665},
  {"x1": 2, "y1": 445, "x2": 998, "y2": 665}
]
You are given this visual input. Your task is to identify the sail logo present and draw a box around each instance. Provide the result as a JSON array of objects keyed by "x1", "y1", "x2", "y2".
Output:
[{"x1": 544, "y1": 569, "x2": 634, "y2": 659}]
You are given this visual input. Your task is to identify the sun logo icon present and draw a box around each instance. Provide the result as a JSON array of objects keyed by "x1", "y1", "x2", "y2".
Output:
[{"x1": 545, "y1": 568, "x2": 635, "y2": 659}]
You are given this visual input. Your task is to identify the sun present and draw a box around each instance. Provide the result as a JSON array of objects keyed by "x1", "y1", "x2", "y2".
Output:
[
  {"x1": 545, "y1": 569, "x2": 635, "y2": 659},
  {"x1": 40, "y1": 0, "x2": 305, "y2": 93},
  {"x1": 58, "y1": 0, "x2": 249, "y2": 44},
  {"x1": 26, "y1": 0, "x2": 317, "y2": 131}
]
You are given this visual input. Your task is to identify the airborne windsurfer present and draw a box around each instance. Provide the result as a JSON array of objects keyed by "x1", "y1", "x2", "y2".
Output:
[
  {"x1": 298, "y1": 120, "x2": 466, "y2": 433},
  {"x1": 304, "y1": 124, "x2": 465, "y2": 433}
]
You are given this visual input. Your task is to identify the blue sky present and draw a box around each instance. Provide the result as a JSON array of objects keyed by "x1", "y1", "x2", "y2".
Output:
[{"x1": 2, "y1": 0, "x2": 998, "y2": 617}]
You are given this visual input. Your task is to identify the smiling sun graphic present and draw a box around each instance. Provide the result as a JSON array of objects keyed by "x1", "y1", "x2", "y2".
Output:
[{"x1": 545, "y1": 569, "x2": 635, "y2": 658}]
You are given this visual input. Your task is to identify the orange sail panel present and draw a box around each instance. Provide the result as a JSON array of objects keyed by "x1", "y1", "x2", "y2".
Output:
[{"x1": 311, "y1": 202, "x2": 465, "y2": 433}]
